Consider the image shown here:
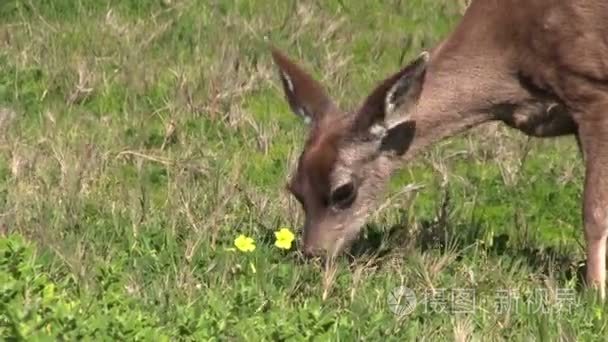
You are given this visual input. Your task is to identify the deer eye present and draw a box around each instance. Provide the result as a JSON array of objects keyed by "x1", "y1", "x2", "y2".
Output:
[{"x1": 330, "y1": 182, "x2": 357, "y2": 209}]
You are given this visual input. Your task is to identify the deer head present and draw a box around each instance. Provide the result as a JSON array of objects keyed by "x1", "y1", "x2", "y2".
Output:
[{"x1": 271, "y1": 48, "x2": 429, "y2": 257}]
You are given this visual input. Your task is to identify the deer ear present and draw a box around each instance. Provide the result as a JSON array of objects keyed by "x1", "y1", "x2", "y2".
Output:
[
  {"x1": 354, "y1": 52, "x2": 429, "y2": 134},
  {"x1": 270, "y1": 47, "x2": 337, "y2": 125}
]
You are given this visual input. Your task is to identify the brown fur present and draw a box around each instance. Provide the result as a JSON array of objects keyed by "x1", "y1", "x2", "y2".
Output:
[{"x1": 270, "y1": 0, "x2": 608, "y2": 298}]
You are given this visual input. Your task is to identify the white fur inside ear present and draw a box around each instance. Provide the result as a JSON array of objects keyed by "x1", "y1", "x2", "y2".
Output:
[
  {"x1": 280, "y1": 71, "x2": 294, "y2": 93},
  {"x1": 369, "y1": 123, "x2": 387, "y2": 137},
  {"x1": 384, "y1": 76, "x2": 411, "y2": 116},
  {"x1": 384, "y1": 52, "x2": 428, "y2": 117},
  {"x1": 384, "y1": 85, "x2": 399, "y2": 116},
  {"x1": 280, "y1": 71, "x2": 312, "y2": 122},
  {"x1": 419, "y1": 51, "x2": 430, "y2": 63}
]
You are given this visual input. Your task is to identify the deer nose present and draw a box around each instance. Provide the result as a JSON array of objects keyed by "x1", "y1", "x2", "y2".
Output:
[{"x1": 302, "y1": 244, "x2": 324, "y2": 258}]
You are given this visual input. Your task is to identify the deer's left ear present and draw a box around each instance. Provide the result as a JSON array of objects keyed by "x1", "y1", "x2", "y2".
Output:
[
  {"x1": 354, "y1": 52, "x2": 429, "y2": 134},
  {"x1": 270, "y1": 47, "x2": 338, "y2": 125}
]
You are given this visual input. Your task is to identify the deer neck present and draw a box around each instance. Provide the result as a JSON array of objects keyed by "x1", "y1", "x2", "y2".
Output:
[{"x1": 390, "y1": 52, "x2": 524, "y2": 167}]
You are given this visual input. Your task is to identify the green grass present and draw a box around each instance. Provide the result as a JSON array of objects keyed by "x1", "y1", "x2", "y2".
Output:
[{"x1": 1, "y1": 0, "x2": 607, "y2": 340}]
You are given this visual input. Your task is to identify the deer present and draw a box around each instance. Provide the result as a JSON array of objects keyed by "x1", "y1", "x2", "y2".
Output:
[{"x1": 270, "y1": 0, "x2": 608, "y2": 299}]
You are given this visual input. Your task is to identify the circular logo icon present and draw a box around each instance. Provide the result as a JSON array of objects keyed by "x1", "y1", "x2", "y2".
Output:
[{"x1": 387, "y1": 286, "x2": 417, "y2": 316}]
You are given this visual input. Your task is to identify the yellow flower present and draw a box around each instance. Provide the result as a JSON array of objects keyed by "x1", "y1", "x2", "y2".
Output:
[
  {"x1": 274, "y1": 228, "x2": 295, "y2": 250},
  {"x1": 234, "y1": 234, "x2": 256, "y2": 252}
]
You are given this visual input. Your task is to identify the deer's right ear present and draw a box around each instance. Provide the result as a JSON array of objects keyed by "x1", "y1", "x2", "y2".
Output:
[
  {"x1": 354, "y1": 52, "x2": 429, "y2": 134},
  {"x1": 270, "y1": 48, "x2": 337, "y2": 125}
]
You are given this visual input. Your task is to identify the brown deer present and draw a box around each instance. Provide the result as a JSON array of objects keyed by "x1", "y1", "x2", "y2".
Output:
[{"x1": 270, "y1": 0, "x2": 608, "y2": 298}]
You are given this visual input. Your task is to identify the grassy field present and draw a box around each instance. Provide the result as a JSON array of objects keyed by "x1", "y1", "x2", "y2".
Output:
[{"x1": 1, "y1": 0, "x2": 607, "y2": 340}]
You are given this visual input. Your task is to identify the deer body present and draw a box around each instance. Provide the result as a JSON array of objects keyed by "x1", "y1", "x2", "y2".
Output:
[{"x1": 271, "y1": 0, "x2": 608, "y2": 298}]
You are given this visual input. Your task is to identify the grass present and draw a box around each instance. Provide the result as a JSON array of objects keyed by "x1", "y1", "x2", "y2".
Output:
[{"x1": 0, "y1": 0, "x2": 607, "y2": 340}]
